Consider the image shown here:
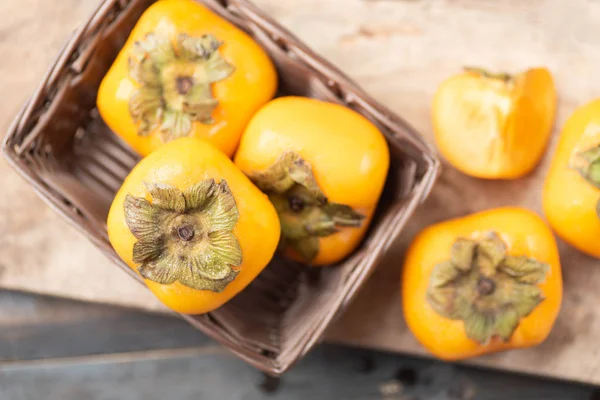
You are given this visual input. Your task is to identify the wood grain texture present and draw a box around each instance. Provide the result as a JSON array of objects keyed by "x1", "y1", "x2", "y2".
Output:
[
  {"x1": 1, "y1": 351, "x2": 592, "y2": 400},
  {"x1": 0, "y1": 291, "x2": 212, "y2": 362},
  {"x1": 0, "y1": 292, "x2": 593, "y2": 400},
  {"x1": 2, "y1": 0, "x2": 600, "y2": 385}
]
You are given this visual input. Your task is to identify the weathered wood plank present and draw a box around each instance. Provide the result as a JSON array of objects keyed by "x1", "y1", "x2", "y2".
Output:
[
  {"x1": 0, "y1": 291, "x2": 210, "y2": 362},
  {"x1": 0, "y1": 290, "x2": 593, "y2": 399},
  {"x1": 0, "y1": 337, "x2": 593, "y2": 400}
]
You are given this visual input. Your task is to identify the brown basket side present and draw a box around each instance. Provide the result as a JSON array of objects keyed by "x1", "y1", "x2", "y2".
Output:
[{"x1": 2, "y1": 0, "x2": 440, "y2": 375}]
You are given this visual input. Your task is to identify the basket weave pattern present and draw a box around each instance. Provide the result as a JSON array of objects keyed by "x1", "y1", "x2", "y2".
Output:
[{"x1": 2, "y1": 0, "x2": 439, "y2": 374}]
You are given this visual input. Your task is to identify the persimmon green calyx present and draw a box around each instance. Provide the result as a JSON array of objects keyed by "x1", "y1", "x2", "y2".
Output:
[{"x1": 124, "y1": 178, "x2": 242, "y2": 293}]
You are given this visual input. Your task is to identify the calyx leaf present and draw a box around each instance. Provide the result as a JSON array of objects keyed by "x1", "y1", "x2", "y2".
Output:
[
  {"x1": 568, "y1": 145, "x2": 600, "y2": 220},
  {"x1": 499, "y1": 256, "x2": 549, "y2": 284},
  {"x1": 475, "y1": 233, "x2": 507, "y2": 277},
  {"x1": 430, "y1": 260, "x2": 461, "y2": 288},
  {"x1": 249, "y1": 152, "x2": 364, "y2": 263},
  {"x1": 425, "y1": 232, "x2": 549, "y2": 345},
  {"x1": 569, "y1": 145, "x2": 600, "y2": 189},
  {"x1": 450, "y1": 238, "x2": 476, "y2": 271},
  {"x1": 128, "y1": 32, "x2": 235, "y2": 141},
  {"x1": 463, "y1": 66, "x2": 515, "y2": 84},
  {"x1": 124, "y1": 179, "x2": 243, "y2": 293}
]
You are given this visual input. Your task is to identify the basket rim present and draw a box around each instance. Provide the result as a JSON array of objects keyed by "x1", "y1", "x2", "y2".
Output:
[{"x1": 1, "y1": 0, "x2": 441, "y2": 375}]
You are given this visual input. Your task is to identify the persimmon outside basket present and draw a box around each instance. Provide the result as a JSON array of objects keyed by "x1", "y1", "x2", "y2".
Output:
[{"x1": 2, "y1": 0, "x2": 440, "y2": 375}]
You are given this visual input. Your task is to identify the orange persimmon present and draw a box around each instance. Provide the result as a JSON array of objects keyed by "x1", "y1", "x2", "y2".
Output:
[
  {"x1": 234, "y1": 96, "x2": 390, "y2": 266},
  {"x1": 97, "y1": 0, "x2": 277, "y2": 157},
  {"x1": 402, "y1": 207, "x2": 562, "y2": 361},
  {"x1": 107, "y1": 137, "x2": 280, "y2": 314},
  {"x1": 432, "y1": 67, "x2": 556, "y2": 179},
  {"x1": 543, "y1": 99, "x2": 600, "y2": 258}
]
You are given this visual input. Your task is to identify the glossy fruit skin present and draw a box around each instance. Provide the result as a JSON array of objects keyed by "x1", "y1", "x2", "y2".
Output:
[
  {"x1": 107, "y1": 137, "x2": 280, "y2": 314},
  {"x1": 234, "y1": 96, "x2": 390, "y2": 265},
  {"x1": 432, "y1": 67, "x2": 556, "y2": 179},
  {"x1": 402, "y1": 207, "x2": 562, "y2": 361},
  {"x1": 543, "y1": 99, "x2": 600, "y2": 258},
  {"x1": 97, "y1": 0, "x2": 277, "y2": 158}
]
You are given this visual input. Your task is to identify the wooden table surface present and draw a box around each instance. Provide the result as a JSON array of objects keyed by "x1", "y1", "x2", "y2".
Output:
[
  {"x1": 3, "y1": 0, "x2": 600, "y2": 390},
  {"x1": 0, "y1": 290, "x2": 595, "y2": 399}
]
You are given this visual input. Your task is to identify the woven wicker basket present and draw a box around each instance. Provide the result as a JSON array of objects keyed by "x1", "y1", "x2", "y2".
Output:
[{"x1": 2, "y1": 0, "x2": 439, "y2": 374}]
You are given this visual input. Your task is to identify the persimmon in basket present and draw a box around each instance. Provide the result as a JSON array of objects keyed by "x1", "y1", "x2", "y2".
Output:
[
  {"x1": 543, "y1": 99, "x2": 600, "y2": 259},
  {"x1": 402, "y1": 207, "x2": 563, "y2": 360},
  {"x1": 97, "y1": 0, "x2": 277, "y2": 158},
  {"x1": 107, "y1": 137, "x2": 280, "y2": 314},
  {"x1": 234, "y1": 96, "x2": 390, "y2": 266}
]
